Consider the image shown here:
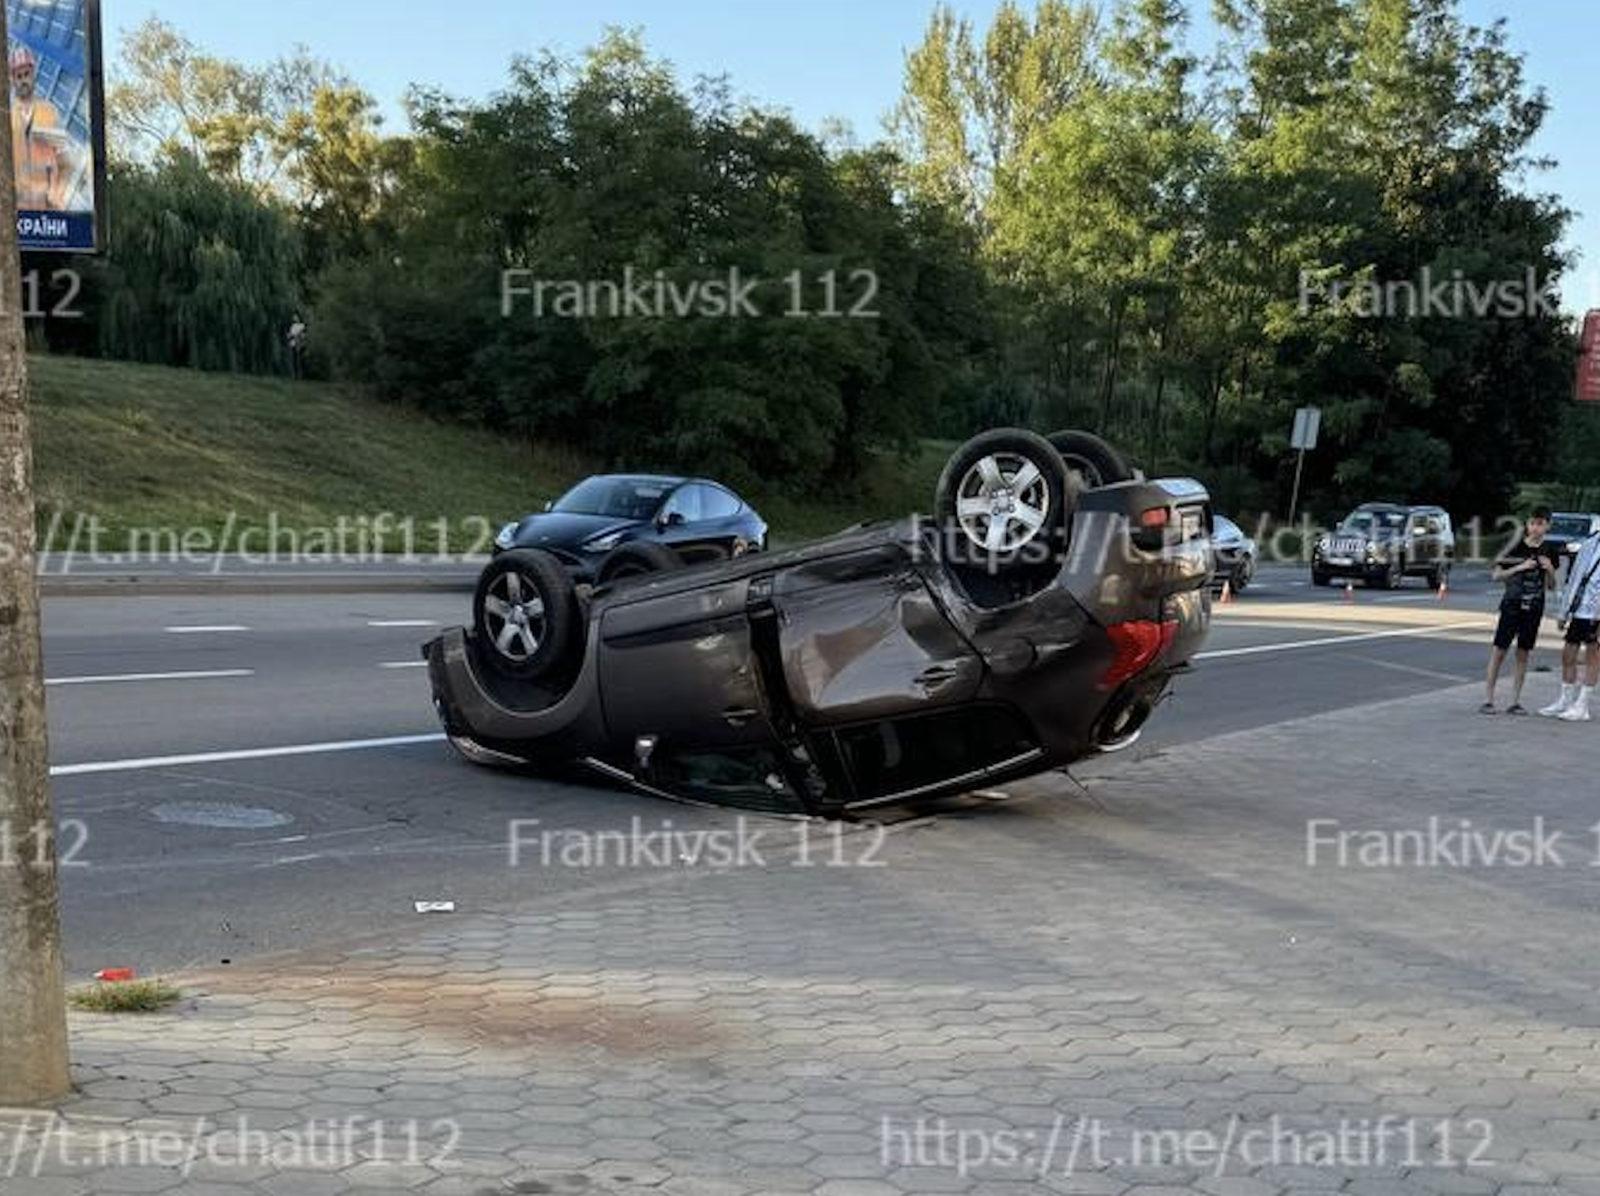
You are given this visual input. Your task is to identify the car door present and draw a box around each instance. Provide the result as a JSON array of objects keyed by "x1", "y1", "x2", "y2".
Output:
[
  {"x1": 696, "y1": 484, "x2": 750, "y2": 551},
  {"x1": 1406, "y1": 510, "x2": 1435, "y2": 571},
  {"x1": 658, "y1": 483, "x2": 749, "y2": 562},
  {"x1": 653, "y1": 483, "x2": 703, "y2": 554},
  {"x1": 596, "y1": 572, "x2": 774, "y2": 751},
  {"x1": 769, "y1": 541, "x2": 984, "y2": 726}
]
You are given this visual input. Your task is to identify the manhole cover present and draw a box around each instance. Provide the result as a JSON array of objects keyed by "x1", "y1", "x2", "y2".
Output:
[{"x1": 151, "y1": 802, "x2": 292, "y2": 829}]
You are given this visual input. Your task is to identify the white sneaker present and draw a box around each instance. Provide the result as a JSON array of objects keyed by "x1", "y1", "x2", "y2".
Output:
[
  {"x1": 1560, "y1": 688, "x2": 1594, "y2": 722},
  {"x1": 1541, "y1": 684, "x2": 1578, "y2": 717}
]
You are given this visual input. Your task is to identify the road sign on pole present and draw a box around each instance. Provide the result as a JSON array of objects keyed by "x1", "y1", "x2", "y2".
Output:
[
  {"x1": 1291, "y1": 406, "x2": 1322, "y2": 451},
  {"x1": 1287, "y1": 406, "x2": 1321, "y2": 528}
]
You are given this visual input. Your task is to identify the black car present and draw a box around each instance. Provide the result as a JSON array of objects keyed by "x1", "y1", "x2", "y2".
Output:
[
  {"x1": 1312, "y1": 502, "x2": 1454, "y2": 589},
  {"x1": 493, "y1": 474, "x2": 768, "y2": 582},
  {"x1": 1210, "y1": 514, "x2": 1258, "y2": 592},
  {"x1": 426, "y1": 428, "x2": 1214, "y2": 818}
]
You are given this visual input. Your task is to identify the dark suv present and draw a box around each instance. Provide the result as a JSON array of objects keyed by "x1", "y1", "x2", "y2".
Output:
[
  {"x1": 426, "y1": 428, "x2": 1213, "y2": 818},
  {"x1": 1312, "y1": 502, "x2": 1455, "y2": 589}
]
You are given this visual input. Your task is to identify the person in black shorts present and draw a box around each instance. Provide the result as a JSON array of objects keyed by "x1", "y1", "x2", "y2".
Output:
[
  {"x1": 1541, "y1": 527, "x2": 1600, "y2": 721},
  {"x1": 1484, "y1": 507, "x2": 1560, "y2": 714}
]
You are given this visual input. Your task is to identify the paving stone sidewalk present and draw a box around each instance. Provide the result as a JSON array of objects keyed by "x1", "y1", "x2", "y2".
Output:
[{"x1": 5, "y1": 682, "x2": 1600, "y2": 1195}]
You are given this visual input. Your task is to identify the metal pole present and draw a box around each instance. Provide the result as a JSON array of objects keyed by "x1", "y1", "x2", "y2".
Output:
[
  {"x1": 0, "y1": 0, "x2": 72, "y2": 1105},
  {"x1": 1287, "y1": 447, "x2": 1307, "y2": 529}
]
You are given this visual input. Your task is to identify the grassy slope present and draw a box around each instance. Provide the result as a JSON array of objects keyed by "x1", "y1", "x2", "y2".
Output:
[{"x1": 28, "y1": 355, "x2": 946, "y2": 550}]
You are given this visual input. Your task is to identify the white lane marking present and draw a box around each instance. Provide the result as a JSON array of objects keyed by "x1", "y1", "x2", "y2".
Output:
[
  {"x1": 50, "y1": 733, "x2": 446, "y2": 777},
  {"x1": 379, "y1": 661, "x2": 428, "y2": 670},
  {"x1": 367, "y1": 620, "x2": 439, "y2": 628},
  {"x1": 259, "y1": 853, "x2": 324, "y2": 869},
  {"x1": 1196, "y1": 620, "x2": 1487, "y2": 661},
  {"x1": 1356, "y1": 655, "x2": 1473, "y2": 684},
  {"x1": 164, "y1": 625, "x2": 250, "y2": 634},
  {"x1": 46, "y1": 669, "x2": 255, "y2": 687}
]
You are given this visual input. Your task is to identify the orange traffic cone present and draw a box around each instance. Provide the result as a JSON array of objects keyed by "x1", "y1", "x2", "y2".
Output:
[
  {"x1": 1437, "y1": 574, "x2": 1449, "y2": 601},
  {"x1": 1220, "y1": 579, "x2": 1234, "y2": 605},
  {"x1": 1344, "y1": 581, "x2": 1355, "y2": 603}
]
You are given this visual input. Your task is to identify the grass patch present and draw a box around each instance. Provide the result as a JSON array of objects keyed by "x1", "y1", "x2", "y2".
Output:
[
  {"x1": 68, "y1": 979, "x2": 182, "y2": 1014},
  {"x1": 28, "y1": 354, "x2": 947, "y2": 551},
  {"x1": 30, "y1": 354, "x2": 592, "y2": 554},
  {"x1": 751, "y1": 438, "x2": 956, "y2": 544}
]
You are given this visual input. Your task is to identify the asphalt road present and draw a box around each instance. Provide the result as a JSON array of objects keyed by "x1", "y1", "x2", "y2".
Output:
[{"x1": 39, "y1": 563, "x2": 1532, "y2": 977}]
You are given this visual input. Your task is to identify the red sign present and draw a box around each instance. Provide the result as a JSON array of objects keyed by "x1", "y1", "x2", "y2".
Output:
[{"x1": 1580, "y1": 311, "x2": 1600, "y2": 403}]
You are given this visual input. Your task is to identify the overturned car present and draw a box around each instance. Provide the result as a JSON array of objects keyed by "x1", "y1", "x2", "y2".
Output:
[{"x1": 424, "y1": 429, "x2": 1213, "y2": 817}]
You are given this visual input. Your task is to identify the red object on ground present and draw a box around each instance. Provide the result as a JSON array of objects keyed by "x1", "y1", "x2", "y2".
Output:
[
  {"x1": 94, "y1": 968, "x2": 136, "y2": 983},
  {"x1": 1578, "y1": 311, "x2": 1600, "y2": 404}
]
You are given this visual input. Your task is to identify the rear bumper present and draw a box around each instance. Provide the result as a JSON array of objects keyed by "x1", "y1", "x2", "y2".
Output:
[{"x1": 425, "y1": 625, "x2": 608, "y2": 762}]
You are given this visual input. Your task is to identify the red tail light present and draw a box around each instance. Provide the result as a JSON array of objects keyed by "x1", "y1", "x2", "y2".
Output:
[
  {"x1": 1139, "y1": 506, "x2": 1171, "y2": 529},
  {"x1": 1099, "y1": 619, "x2": 1179, "y2": 689}
]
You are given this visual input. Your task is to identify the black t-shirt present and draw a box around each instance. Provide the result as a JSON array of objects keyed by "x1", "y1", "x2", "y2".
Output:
[{"x1": 1499, "y1": 538, "x2": 1561, "y2": 609}]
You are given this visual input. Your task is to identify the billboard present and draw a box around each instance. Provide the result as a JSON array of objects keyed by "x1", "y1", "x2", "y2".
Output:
[
  {"x1": 1580, "y1": 311, "x2": 1600, "y2": 404},
  {"x1": 6, "y1": 0, "x2": 105, "y2": 252}
]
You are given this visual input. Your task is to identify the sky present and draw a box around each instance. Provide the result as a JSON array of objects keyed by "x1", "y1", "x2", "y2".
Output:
[{"x1": 111, "y1": 0, "x2": 1600, "y2": 312}]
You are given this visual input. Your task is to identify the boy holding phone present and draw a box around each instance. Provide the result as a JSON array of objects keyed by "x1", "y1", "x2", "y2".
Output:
[{"x1": 1485, "y1": 507, "x2": 1560, "y2": 714}]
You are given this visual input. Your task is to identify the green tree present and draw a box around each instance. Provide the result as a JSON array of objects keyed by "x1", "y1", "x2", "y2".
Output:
[{"x1": 81, "y1": 155, "x2": 304, "y2": 373}]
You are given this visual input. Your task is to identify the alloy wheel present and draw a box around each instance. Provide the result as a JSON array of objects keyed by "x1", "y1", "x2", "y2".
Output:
[
  {"x1": 481, "y1": 569, "x2": 546, "y2": 661},
  {"x1": 953, "y1": 452, "x2": 1052, "y2": 555}
]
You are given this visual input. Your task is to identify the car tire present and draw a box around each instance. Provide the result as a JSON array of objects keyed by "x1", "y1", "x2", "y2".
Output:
[
  {"x1": 1312, "y1": 568, "x2": 1330, "y2": 587},
  {"x1": 1231, "y1": 561, "x2": 1253, "y2": 593},
  {"x1": 935, "y1": 428, "x2": 1073, "y2": 573},
  {"x1": 597, "y1": 541, "x2": 685, "y2": 586},
  {"x1": 473, "y1": 549, "x2": 581, "y2": 680},
  {"x1": 1046, "y1": 429, "x2": 1135, "y2": 489}
]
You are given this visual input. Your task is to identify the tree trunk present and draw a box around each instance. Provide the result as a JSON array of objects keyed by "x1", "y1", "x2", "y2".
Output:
[
  {"x1": 1202, "y1": 358, "x2": 1227, "y2": 467},
  {"x1": 1145, "y1": 297, "x2": 1177, "y2": 469},
  {"x1": 1099, "y1": 297, "x2": 1125, "y2": 430},
  {"x1": 0, "y1": 0, "x2": 71, "y2": 1106}
]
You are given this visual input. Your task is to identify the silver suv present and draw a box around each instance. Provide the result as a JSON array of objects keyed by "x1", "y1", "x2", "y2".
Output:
[{"x1": 1312, "y1": 502, "x2": 1455, "y2": 590}]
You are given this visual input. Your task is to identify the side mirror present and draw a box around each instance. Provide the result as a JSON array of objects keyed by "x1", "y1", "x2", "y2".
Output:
[{"x1": 660, "y1": 511, "x2": 687, "y2": 529}]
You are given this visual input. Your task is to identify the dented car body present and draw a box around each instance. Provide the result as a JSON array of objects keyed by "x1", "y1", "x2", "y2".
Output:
[{"x1": 425, "y1": 468, "x2": 1214, "y2": 818}]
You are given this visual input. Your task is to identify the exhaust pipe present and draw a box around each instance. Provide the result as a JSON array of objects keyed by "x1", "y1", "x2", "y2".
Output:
[{"x1": 1094, "y1": 691, "x2": 1155, "y2": 753}]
